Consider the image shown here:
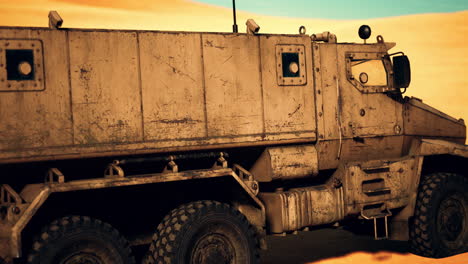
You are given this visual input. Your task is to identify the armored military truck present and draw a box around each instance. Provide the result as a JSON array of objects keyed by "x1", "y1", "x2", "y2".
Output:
[{"x1": 0, "y1": 11, "x2": 466, "y2": 264}]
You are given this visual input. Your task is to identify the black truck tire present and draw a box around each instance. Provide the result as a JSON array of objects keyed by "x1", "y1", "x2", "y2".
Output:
[
  {"x1": 27, "y1": 216, "x2": 135, "y2": 264},
  {"x1": 144, "y1": 200, "x2": 260, "y2": 264},
  {"x1": 410, "y1": 173, "x2": 468, "y2": 258}
]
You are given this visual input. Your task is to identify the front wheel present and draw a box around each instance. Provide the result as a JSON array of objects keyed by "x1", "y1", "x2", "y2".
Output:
[
  {"x1": 27, "y1": 216, "x2": 135, "y2": 264},
  {"x1": 410, "y1": 173, "x2": 468, "y2": 258},
  {"x1": 144, "y1": 200, "x2": 260, "y2": 264}
]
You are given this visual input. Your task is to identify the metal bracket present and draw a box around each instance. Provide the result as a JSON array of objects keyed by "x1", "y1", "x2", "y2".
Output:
[
  {"x1": 45, "y1": 168, "x2": 65, "y2": 184},
  {"x1": 232, "y1": 164, "x2": 259, "y2": 195},
  {"x1": 104, "y1": 162, "x2": 125, "y2": 178},
  {"x1": 213, "y1": 152, "x2": 228, "y2": 169},
  {"x1": 0, "y1": 185, "x2": 22, "y2": 206},
  {"x1": 163, "y1": 156, "x2": 178, "y2": 173}
]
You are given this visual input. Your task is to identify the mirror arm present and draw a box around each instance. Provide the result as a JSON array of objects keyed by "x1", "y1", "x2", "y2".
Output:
[{"x1": 388, "y1": 51, "x2": 405, "y2": 57}]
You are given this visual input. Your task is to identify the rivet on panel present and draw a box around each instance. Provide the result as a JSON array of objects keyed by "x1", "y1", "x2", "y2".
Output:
[
  {"x1": 317, "y1": 90, "x2": 321, "y2": 94},
  {"x1": 360, "y1": 109, "x2": 366, "y2": 116},
  {"x1": 318, "y1": 112, "x2": 323, "y2": 117},
  {"x1": 316, "y1": 68, "x2": 320, "y2": 72},
  {"x1": 394, "y1": 125, "x2": 402, "y2": 134}
]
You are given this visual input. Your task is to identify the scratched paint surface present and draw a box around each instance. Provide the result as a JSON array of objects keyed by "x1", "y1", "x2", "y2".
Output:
[{"x1": 0, "y1": 28, "x2": 317, "y2": 162}]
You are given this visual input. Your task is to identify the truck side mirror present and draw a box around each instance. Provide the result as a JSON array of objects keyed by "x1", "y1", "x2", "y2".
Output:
[{"x1": 393, "y1": 55, "x2": 411, "y2": 88}]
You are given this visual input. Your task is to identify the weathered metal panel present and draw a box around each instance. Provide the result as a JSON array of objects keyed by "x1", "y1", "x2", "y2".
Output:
[
  {"x1": 202, "y1": 34, "x2": 264, "y2": 137},
  {"x1": 412, "y1": 139, "x2": 468, "y2": 158},
  {"x1": 312, "y1": 43, "x2": 325, "y2": 141},
  {"x1": 250, "y1": 145, "x2": 318, "y2": 182},
  {"x1": 69, "y1": 31, "x2": 143, "y2": 144},
  {"x1": 259, "y1": 35, "x2": 316, "y2": 137},
  {"x1": 342, "y1": 158, "x2": 417, "y2": 215},
  {"x1": 404, "y1": 98, "x2": 465, "y2": 140},
  {"x1": 139, "y1": 32, "x2": 206, "y2": 140},
  {"x1": 0, "y1": 28, "x2": 318, "y2": 163},
  {"x1": 336, "y1": 44, "x2": 403, "y2": 138},
  {"x1": 317, "y1": 43, "x2": 340, "y2": 140},
  {"x1": 0, "y1": 29, "x2": 73, "y2": 151},
  {"x1": 340, "y1": 136, "x2": 405, "y2": 162}
]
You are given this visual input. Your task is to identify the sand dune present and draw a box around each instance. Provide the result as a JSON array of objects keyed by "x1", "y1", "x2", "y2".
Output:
[
  {"x1": 0, "y1": 1, "x2": 466, "y2": 262},
  {"x1": 311, "y1": 251, "x2": 468, "y2": 264}
]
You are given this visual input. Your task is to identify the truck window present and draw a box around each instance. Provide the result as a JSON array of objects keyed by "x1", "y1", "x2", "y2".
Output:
[{"x1": 351, "y1": 59, "x2": 387, "y2": 86}]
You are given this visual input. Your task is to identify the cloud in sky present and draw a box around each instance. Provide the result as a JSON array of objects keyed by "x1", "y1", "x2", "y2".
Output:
[{"x1": 195, "y1": 0, "x2": 468, "y2": 19}]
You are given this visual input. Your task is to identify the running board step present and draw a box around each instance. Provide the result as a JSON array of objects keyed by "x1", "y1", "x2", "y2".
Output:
[{"x1": 361, "y1": 206, "x2": 392, "y2": 240}]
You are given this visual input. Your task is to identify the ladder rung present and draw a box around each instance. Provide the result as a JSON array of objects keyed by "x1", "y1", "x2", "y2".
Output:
[
  {"x1": 373, "y1": 216, "x2": 389, "y2": 240},
  {"x1": 363, "y1": 188, "x2": 391, "y2": 196}
]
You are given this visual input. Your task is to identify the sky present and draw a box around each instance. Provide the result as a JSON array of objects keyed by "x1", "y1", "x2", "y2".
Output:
[{"x1": 195, "y1": 0, "x2": 468, "y2": 19}]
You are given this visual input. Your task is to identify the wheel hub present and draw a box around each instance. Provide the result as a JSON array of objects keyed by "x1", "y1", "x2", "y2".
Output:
[
  {"x1": 62, "y1": 252, "x2": 103, "y2": 264},
  {"x1": 438, "y1": 195, "x2": 466, "y2": 243},
  {"x1": 191, "y1": 233, "x2": 236, "y2": 264}
]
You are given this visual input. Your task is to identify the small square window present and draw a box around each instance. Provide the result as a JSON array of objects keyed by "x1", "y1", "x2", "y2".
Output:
[
  {"x1": 282, "y1": 53, "x2": 300, "y2": 77},
  {"x1": 6, "y1": 49, "x2": 35, "y2": 81}
]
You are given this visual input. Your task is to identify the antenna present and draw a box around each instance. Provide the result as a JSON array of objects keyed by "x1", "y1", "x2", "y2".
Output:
[{"x1": 232, "y1": 0, "x2": 238, "y2": 33}]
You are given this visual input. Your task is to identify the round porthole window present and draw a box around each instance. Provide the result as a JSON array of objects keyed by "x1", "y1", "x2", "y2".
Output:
[
  {"x1": 18, "y1": 61, "x2": 32, "y2": 76},
  {"x1": 289, "y1": 62, "x2": 299, "y2": 74},
  {"x1": 359, "y1": 72, "x2": 368, "y2": 84}
]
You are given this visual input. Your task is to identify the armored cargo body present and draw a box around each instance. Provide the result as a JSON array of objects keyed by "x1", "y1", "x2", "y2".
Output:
[{"x1": 0, "y1": 12, "x2": 467, "y2": 264}]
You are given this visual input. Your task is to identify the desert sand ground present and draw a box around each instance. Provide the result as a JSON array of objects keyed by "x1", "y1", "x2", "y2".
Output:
[
  {"x1": 262, "y1": 228, "x2": 468, "y2": 264},
  {"x1": 0, "y1": 0, "x2": 467, "y2": 263}
]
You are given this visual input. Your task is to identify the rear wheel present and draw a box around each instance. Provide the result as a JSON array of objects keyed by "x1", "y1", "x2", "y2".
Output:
[
  {"x1": 410, "y1": 173, "x2": 468, "y2": 258},
  {"x1": 144, "y1": 200, "x2": 260, "y2": 264},
  {"x1": 27, "y1": 216, "x2": 135, "y2": 264}
]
